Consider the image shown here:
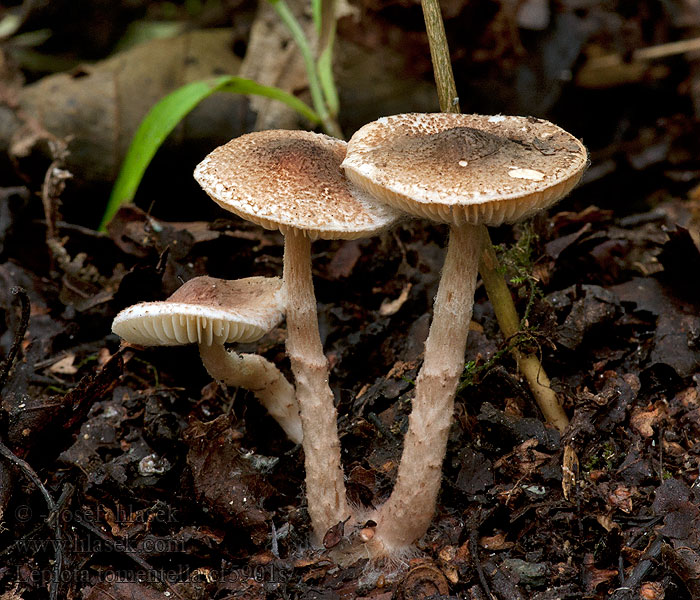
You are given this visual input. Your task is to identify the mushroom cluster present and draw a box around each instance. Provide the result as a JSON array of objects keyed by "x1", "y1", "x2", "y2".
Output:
[
  {"x1": 111, "y1": 114, "x2": 586, "y2": 560},
  {"x1": 194, "y1": 130, "x2": 402, "y2": 543}
]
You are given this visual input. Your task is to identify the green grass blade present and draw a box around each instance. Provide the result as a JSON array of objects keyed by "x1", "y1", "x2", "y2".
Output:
[
  {"x1": 311, "y1": 0, "x2": 322, "y2": 33},
  {"x1": 267, "y1": 0, "x2": 327, "y2": 121},
  {"x1": 100, "y1": 75, "x2": 319, "y2": 231},
  {"x1": 317, "y1": 31, "x2": 339, "y2": 117},
  {"x1": 315, "y1": 0, "x2": 340, "y2": 121}
]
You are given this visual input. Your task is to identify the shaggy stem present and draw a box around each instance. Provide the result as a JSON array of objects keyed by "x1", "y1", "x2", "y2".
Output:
[
  {"x1": 421, "y1": 0, "x2": 569, "y2": 432},
  {"x1": 375, "y1": 224, "x2": 479, "y2": 551},
  {"x1": 198, "y1": 343, "x2": 303, "y2": 444},
  {"x1": 283, "y1": 230, "x2": 348, "y2": 543}
]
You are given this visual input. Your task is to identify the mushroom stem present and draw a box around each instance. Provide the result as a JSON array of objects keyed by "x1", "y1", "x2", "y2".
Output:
[
  {"x1": 375, "y1": 224, "x2": 479, "y2": 551},
  {"x1": 478, "y1": 230, "x2": 569, "y2": 433},
  {"x1": 283, "y1": 230, "x2": 349, "y2": 543},
  {"x1": 197, "y1": 342, "x2": 303, "y2": 444}
]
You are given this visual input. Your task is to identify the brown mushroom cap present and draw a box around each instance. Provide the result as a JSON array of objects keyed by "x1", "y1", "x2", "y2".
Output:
[
  {"x1": 341, "y1": 113, "x2": 588, "y2": 226},
  {"x1": 193, "y1": 130, "x2": 402, "y2": 240},
  {"x1": 112, "y1": 276, "x2": 285, "y2": 346}
]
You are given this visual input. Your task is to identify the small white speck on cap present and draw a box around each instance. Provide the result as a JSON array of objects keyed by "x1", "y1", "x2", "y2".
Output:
[
  {"x1": 458, "y1": 160, "x2": 468, "y2": 167},
  {"x1": 508, "y1": 168, "x2": 545, "y2": 181},
  {"x1": 488, "y1": 115, "x2": 506, "y2": 123}
]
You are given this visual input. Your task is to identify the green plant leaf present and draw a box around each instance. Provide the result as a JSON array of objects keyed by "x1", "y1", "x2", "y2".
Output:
[
  {"x1": 266, "y1": 0, "x2": 343, "y2": 137},
  {"x1": 100, "y1": 75, "x2": 320, "y2": 231}
]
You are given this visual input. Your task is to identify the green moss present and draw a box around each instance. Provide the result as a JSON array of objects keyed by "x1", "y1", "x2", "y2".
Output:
[
  {"x1": 495, "y1": 223, "x2": 543, "y2": 325},
  {"x1": 583, "y1": 442, "x2": 617, "y2": 473}
]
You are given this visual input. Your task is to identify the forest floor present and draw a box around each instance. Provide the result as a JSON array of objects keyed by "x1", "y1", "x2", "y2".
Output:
[{"x1": 1, "y1": 1, "x2": 700, "y2": 599}]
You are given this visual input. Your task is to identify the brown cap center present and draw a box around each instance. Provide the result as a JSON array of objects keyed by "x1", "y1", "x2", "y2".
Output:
[{"x1": 392, "y1": 127, "x2": 505, "y2": 166}]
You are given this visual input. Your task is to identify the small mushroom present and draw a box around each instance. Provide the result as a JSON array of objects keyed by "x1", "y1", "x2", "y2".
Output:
[
  {"x1": 194, "y1": 130, "x2": 402, "y2": 542},
  {"x1": 112, "y1": 275, "x2": 303, "y2": 444},
  {"x1": 342, "y1": 113, "x2": 587, "y2": 552}
]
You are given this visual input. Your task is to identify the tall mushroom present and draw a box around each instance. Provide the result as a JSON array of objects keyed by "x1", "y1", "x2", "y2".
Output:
[
  {"x1": 112, "y1": 275, "x2": 303, "y2": 444},
  {"x1": 342, "y1": 112, "x2": 587, "y2": 552},
  {"x1": 193, "y1": 130, "x2": 402, "y2": 542}
]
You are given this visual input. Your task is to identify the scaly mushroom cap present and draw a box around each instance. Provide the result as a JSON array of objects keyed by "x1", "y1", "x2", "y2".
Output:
[
  {"x1": 342, "y1": 113, "x2": 588, "y2": 226},
  {"x1": 193, "y1": 130, "x2": 402, "y2": 240},
  {"x1": 112, "y1": 276, "x2": 285, "y2": 346}
]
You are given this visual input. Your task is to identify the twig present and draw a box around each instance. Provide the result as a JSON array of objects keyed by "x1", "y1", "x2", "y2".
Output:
[
  {"x1": 0, "y1": 445, "x2": 54, "y2": 511},
  {"x1": 0, "y1": 286, "x2": 31, "y2": 393},
  {"x1": 420, "y1": 0, "x2": 460, "y2": 113},
  {"x1": 74, "y1": 514, "x2": 187, "y2": 600},
  {"x1": 469, "y1": 529, "x2": 495, "y2": 600},
  {"x1": 0, "y1": 284, "x2": 74, "y2": 600},
  {"x1": 41, "y1": 139, "x2": 71, "y2": 273},
  {"x1": 0, "y1": 441, "x2": 63, "y2": 600},
  {"x1": 609, "y1": 536, "x2": 662, "y2": 598},
  {"x1": 585, "y1": 36, "x2": 700, "y2": 73},
  {"x1": 658, "y1": 427, "x2": 664, "y2": 485},
  {"x1": 40, "y1": 139, "x2": 70, "y2": 244},
  {"x1": 366, "y1": 411, "x2": 398, "y2": 442}
]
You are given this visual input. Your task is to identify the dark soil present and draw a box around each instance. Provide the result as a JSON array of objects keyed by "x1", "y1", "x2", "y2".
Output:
[{"x1": 1, "y1": 1, "x2": 700, "y2": 599}]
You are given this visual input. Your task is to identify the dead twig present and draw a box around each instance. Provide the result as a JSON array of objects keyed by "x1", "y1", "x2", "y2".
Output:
[
  {"x1": 40, "y1": 138, "x2": 71, "y2": 270},
  {"x1": 0, "y1": 286, "x2": 30, "y2": 394},
  {"x1": 0, "y1": 442, "x2": 64, "y2": 600},
  {"x1": 0, "y1": 285, "x2": 72, "y2": 599},
  {"x1": 609, "y1": 536, "x2": 663, "y2": 599},
  {"x1": 469, "y1": 529, "x2": 495, "y2": 600},
  {"x1": 74, "y1": 514, "x2": 188, "y2": 600}
]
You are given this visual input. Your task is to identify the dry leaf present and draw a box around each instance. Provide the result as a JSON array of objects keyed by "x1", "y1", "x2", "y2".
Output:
[
  {"x1": 582, "y1": 553, "x2": 618, "y2": 592},
  {"x1": 630, "y1": 402, "x2": 667, "y2": 437},
  {"x1": 438, "y1": 545, "x2": 459, "y2": 584},
  {"x1": 596, "y1": 514, "x2": 619, "y2": 532},
  {"x1": 640, "y1": 581, "x2": 665, "y2": 599},
  {"x1": 562, "y1": 444, "x2": 578, "y2": 501},
  {"x1": 48, "y1": 353, "x2": 77, "y2": 374},
  {"x1": 479, "y1": 531, "x2": 514, "y2": 550},
  {"x1": 608, "y1": 485, "x2": 634, "y2": 513}
]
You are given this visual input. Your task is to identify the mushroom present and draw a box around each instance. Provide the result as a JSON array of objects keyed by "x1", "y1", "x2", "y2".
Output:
[
  {"x1": 193, "y1": 130, "x2": 402, "y2": 542},
  {"x1": 112, "y1": 275, "x2": 303, "y2": 444},
  {"x1": 342, "y1": 112, "x2": 587, "y2": 552}
]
